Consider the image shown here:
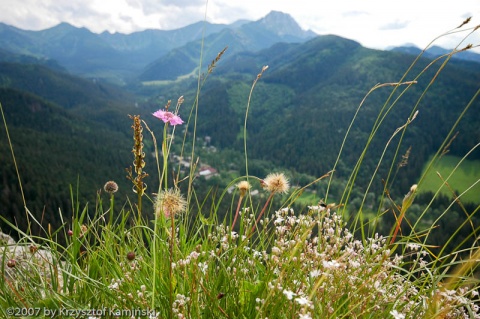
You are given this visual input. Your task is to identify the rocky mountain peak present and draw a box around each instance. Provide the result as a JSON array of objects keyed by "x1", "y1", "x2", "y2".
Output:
[{"x1": 258, "y1": 11, "x2": 311, "y2": 38}]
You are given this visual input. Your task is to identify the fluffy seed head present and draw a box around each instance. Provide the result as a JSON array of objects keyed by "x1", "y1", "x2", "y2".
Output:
[
  {"x1": 237, "y1": 181, "x2": 251, "y2": 197},
  {"x1": 262, "y1": 173, "x2": 290, "y2": 194},
  {"x1": 104, "y1": 181, "x2": 119, "y2": 194},
  {"x1": 155, "y1": 188, "x2": 187, "y2": 218}
]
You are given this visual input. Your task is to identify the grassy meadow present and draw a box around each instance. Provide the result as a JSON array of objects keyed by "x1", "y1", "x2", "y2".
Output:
[{"x1": 420, "y1": 154, "x2": 480, "y2": 204}]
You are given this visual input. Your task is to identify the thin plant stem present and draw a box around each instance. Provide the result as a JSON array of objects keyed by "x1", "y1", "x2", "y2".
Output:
[
  {"x1": 162, "y1": 123, "x2": 169, "y2": 191},
  {"x1": 231, "y1": 195, "x2": 244, "y2": 230},
  {"x1": 169, "y1": 215, "x2": 175, "y2": 319},
  {"x1": 0, "y1": 102, "x2": 29, "y2": 232},
  {"x1": 251, "y1": 192, "x2": 274, "y2": 234},
  {"x1": 185, "y1": 0, "x2": 209, "y2": 208},
  {"x1": 108, "y1": 194, "x2": 114, "y2": 226},
  {"x1": 244, "y1": 66, "x2": 268, "y2": 186}
]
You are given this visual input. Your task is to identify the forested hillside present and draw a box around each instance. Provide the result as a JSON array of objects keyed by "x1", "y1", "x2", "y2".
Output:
[
  {"x1": 0, "y1": 63, "x2": 139, "y2": 238},
  {"x1": 154, "y1": 35, "x2": 480, "y2": 200}
]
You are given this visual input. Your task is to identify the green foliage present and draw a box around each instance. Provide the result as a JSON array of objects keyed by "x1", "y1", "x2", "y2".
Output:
[
  {"x1": 0, "y1": 85, "x2": 135, "y2": 239},
  {"x1": 0, "y1": 62, "x2": 134, "y2": 108}
]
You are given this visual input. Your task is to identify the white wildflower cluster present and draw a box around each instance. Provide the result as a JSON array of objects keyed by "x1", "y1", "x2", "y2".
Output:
[
  {"x1": 182, "y1": 206, "x2": 479, "y2": 318},
  {"x1": 206, "y1": 222, "x2": 264, "y2": 280},
  {"x1": 431, "y1": 286, "x2": 480, "y2": 318},
  {"x1": 238, "y1": 208, "x2": 255, "y2": 229},
  {"x1": 172, "y1": 294, "x2": 190, "y2": 319},
  {"x1": 119, "y1": 254, "x2": 143, "y2": 281},
  {"x1": 173, "y1": 250, "x2": 202, "y2": 269},
  {"x1": 108, "y1": 278, "x2": 123, "y2": 290},
  {"x1": 137, "y1": 284, "x2": 147, "y2": 300},
  {"x1": 198, "y1": 261, "x2": 208, "y2": 274},
  {"x1": 260, "y1": 206, "x2": 480, "y2": 318}
]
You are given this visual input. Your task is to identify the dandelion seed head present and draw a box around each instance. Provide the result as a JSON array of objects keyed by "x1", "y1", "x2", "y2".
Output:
[
  {"x1": 263, "y1": 173, "x2": 290, "y2": 194},
  {"x1": 155, "y1": 188, "x2": 187, "y2": 218}
]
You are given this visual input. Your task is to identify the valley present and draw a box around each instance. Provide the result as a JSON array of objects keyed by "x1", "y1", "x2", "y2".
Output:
[{"x1": 0, "y1": 11, "x2": 479, "y2": 255}]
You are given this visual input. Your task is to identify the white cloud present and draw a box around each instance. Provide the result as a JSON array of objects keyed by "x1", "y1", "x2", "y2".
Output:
[{"x1": 380, "y1": 20, "x2": 409, "y2": 31}]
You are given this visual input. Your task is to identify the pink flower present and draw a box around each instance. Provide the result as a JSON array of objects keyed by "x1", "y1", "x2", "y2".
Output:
[{"x1": 152, "y1": 109, "x2": 184, "y2": 126}]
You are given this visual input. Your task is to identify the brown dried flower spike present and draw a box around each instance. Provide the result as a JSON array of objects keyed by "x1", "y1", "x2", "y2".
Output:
[{"x1": 126, "y1": 115, "x2": 148, "y2": 196}]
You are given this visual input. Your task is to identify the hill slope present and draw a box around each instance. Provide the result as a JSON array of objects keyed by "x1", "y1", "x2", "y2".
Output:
[
  {"x1": 153, "y1": 35, "x2": 480, "y2": 199},
  {"x1": 0, "y1": 63, "x2": 141, "y2": 237}
]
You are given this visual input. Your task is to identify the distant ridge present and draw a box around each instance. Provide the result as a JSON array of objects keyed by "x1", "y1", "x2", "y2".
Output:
[
  {"x1": 390, "y1": 44, "x2": 480, "y2": 63},
  {"x1": 0, "y1": 11, "x2": 316, "y2": 83},
  {"x1": 138, "y1": 11, "x2": 316, "y2": 81}
]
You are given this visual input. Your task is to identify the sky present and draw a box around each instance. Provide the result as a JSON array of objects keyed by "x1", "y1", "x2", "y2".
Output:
[{"x1": 1, "y1": 0, "x2": 480, "y2": 52}]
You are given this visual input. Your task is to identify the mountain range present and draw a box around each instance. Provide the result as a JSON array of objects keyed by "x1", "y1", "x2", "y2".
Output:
[
  {"x1": 0, "y1": 11, "x2": 479, "y2": 240},
  {"x1": 391, "y1": 44, "x2": 480, "y2": 62},
  {"x1": 1, "y1": 11, "x2": 478, "y2": 85},
  {"x1": 0, "y1": 11, "x2": 316, "y2": 84}
]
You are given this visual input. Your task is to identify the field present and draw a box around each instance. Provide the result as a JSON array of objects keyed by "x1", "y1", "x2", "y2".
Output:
[{"x1": 419, "y1": 154, "x2": 480, "y2": 204}]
